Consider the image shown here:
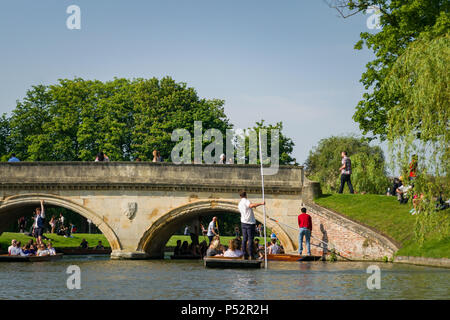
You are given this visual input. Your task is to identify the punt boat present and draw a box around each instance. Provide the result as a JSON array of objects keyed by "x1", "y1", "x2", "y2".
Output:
[{"x1": 0, "y1": 253, "x2": 64, "y2": 262}]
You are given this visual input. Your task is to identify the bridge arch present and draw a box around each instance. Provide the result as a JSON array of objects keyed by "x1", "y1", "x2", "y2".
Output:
[
  {"x1": 138, "y1": 200, "x2": 295, "y2": 258},
  {"x1": 0, "y1": 194, "x2": 121, "y2": 250}
]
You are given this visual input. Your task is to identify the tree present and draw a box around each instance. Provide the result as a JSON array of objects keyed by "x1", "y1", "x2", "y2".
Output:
[
  {"x1": 3, "y1": 77, "x2": 232, "y2": 161},
  {"x1": 0, "y1": 114, "x2": 10, "y2": 161},
  {"x1": 384, "y1": 34, "x2": 449, "y2": 244},
  {"x1": 326, "y1": 0, "x2": 449, "y2": 140},
  {"x1": 305, "y1": 135, "x2": 389, "y2": 194},
  {"x1": 238, "y1": 120, "x2": 296, "y2": 165}
]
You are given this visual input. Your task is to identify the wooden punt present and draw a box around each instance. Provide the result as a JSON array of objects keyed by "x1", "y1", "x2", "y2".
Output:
[
  {"x1": 0, "y1": 253, "x2": 63, "y2": 262},
  {"x1": 267, "y1": 254, "x2": 323, "y2": 262},
  {"x1": 204, "y1": 256, "x2": 262, "y2": 269},
  {"x1": 56, "y1": 248, "x2": 111, "y2": 255}
]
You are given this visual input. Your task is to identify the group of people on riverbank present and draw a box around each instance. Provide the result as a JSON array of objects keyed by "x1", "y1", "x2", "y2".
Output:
[{"x1": 7, "y1": 239, "x2": 56, "y2": 257}]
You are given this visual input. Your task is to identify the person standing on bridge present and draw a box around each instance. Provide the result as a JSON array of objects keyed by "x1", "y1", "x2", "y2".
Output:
[
  {"x1": 298, "y1": 207, "x2": 312, "y2": 256},
  {"x1": 238, "y1": 191, "x2": 265, "y2": 260}
]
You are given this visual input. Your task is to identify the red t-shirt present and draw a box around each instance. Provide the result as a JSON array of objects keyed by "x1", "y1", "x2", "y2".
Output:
[{"x1": 298, "y1": 213, "x2": 312, "y2": 231}]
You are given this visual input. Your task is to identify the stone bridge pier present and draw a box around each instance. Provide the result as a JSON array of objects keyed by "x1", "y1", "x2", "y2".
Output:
[{"x1": 0, "y1": 162, "x2": 398, "y2": 260}]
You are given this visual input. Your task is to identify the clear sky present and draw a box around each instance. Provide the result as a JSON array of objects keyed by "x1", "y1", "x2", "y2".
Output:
[{"x1": 0, "y1": 0, "x2": 379, "y2": 163}]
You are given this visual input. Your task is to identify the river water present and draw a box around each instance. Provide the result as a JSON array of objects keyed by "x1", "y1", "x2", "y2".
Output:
[{"x1": 0, "y1": 256, "x2": 448, "y2": 300}]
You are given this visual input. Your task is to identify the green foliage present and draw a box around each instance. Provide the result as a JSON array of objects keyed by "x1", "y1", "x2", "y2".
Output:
[
  {"x1": 305, "y1": 135, "x2": 389, "y2": 194},
  {"x1": 328, "y1": 249, "x2": 337, "y2": 262},
  {"x1": 239, "y1": 120, "x2": 296, "y2": 165},
  {"x1": 384, "y1": 34, "x2": 449, "y2": 245},
  {"x1": 0, "y1": 114, "x2": 10, "y2": 160},
  {"x1": 1, "y1": 78, "x2": 298, "y2": 164},
  {"x1": 339, "y1": 0, "x2": 450, "y2": 140},
  {"x1": 2, "y1": 77, "x2": 232, "y2": 161}
]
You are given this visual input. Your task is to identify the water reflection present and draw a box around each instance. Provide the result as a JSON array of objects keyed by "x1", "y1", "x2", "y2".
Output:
[{"x1": 0, "y1": 257, "x2": 448, "y2": 300}]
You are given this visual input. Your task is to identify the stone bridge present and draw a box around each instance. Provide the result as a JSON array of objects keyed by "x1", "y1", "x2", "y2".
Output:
[{"x1": 0, "y1": 162, "x2": 399, "y2": 260}]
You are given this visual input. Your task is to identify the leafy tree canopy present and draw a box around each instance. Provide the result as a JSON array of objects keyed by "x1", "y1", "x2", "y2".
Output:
[
  {"x1": 305, "y1": 135, "x2": 389, "y2": 194},
  {"x1": 328, "y1": 0, "x2": 449, "y2": 140},
  {"x1": 2, "y1": 77, "x2": 297, "y2": 164}
]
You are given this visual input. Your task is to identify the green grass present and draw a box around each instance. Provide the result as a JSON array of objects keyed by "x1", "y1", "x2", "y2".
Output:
[
  {"x1": 315, "y1": 194, "x2": 450, "y2": 259},
  {"x1": 0, "y1": 233, "x2": 273, "y2": 252},
  {"x1": 165, "y1": 235, "x2": 272, "y2": 247},
  {"x1": 0, "y1": 232, "x2": 109, "y2": 251}
]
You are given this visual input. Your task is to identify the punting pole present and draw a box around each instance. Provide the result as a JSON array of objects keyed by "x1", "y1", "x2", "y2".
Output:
[{"x1": 259, "y1": 130, "x2": 268, "y2": 269}]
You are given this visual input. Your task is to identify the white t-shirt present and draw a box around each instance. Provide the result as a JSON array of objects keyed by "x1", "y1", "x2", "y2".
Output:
[
  {"x1": 238, "y1": 198, "x2": 256, "y2": 224},
  {"x1": 9, "y1": 246, "x2": 23, "y2": 256},
  {"x1": 37, "y1": 249, "x2": 49, "y2": 256},
  {"x1": 207, "y1": 221, "x2": 216, "y2": 237},
  {"x1": 224, "y1": 249, "x2": 243, "y2": 258}
]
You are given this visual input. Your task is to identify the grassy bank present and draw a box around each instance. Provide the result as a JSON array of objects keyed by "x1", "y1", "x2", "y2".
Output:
[
  {"x1": 0, "y1": 233, "x2": 272, "y2": 252},
  {"x1": 0, "y1": 232, "x2": 109, "y2": 251},
  {"x1": 315, "y1": 194, "x2": 450, "y2": 259}
]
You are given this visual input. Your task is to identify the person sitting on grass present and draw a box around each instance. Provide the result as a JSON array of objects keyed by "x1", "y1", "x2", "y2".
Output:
[
  {"x1": 47, "y1": 242, "x2": 56, "y2": 255},
  {"x1": 223, "y1": 239, "x2": 244, "y2": 258},
  {"x1": 95, "y1": 241, "x2": 105, "y2": 250},
  {"x1": 396, "y1": 182, "x2": 413, "y2": 204},
  {"x1": 79, "y1": 238, "x2": 89, "y2": 249},
  {"x1": 411, "y1": 193, "x2": 425, "y2": 215}
]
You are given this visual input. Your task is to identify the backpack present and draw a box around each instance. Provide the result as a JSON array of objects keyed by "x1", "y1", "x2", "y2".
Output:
[{"x1": 345, "y1": 158, "x2": 352, "y2": 174}]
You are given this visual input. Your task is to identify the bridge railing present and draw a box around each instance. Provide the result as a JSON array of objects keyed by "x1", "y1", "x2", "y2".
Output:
[{"x1": 0, "y1": 162, "x2": 304, "y2": 194}]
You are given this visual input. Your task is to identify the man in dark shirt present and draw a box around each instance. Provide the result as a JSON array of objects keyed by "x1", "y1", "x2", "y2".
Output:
[
  {"x1": 338, "y1": 151, "x2": 354, "y2": 194},
  {"x1": 79, "y1": 239, "x2": 88, "y2": 249},
  {"x1": 298, "y1": 207, "x2": 313, "y2": 256}
]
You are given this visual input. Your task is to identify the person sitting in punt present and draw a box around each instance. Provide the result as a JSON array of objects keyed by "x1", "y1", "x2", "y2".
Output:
[
  {"x1": 8, "y1": 239, "x2": 22, "y2": 256},
  {"x1": 180, "y1": 241, "x2": 190, "y2": 255},
  {"x1": 198, "y1": 240, "x2": 208, "y2": 257},
  {"x1": 253, "y1": 238, "x2": 265, "y2": 259},
  {"x1": 47, "y1": 243, "x2": 56, "y2": 256},
  {"x1": 95, "y1": 241, "x2": 105, "y2": 250},
  {"x1": 79, "y1": 239, "x2": 89, "y2": 249},
  {"x1": 223, "y1": 239, "x2": 243, "y2": 258},
  {"x1": 21, "y1": 244, "x2": 34, "y2": 256},
  {"x1": 206, "y1": 239, "x2": 222, "y2": 257},
  {"x1": 174, "y1": 240, "x2": 182, "y2": 256},
  {"x1": 268, "y1": 238, "x2": 282, "y2": 254},
  {"x1": 188, "y1": 242, "x2": 201, "y2": 256},
  {"x1": 36, "y1": 244, "x2": 49, "y2": 256}
]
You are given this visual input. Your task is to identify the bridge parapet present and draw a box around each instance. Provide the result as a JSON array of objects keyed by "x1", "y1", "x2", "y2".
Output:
[{"x1": 0, "y1": 162, "x2": 304, "y2": 194}]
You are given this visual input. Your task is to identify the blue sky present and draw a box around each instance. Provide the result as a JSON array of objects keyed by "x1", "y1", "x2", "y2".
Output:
[{"x1": 0, "y1": 0, "x2": 379, "y2": 163}]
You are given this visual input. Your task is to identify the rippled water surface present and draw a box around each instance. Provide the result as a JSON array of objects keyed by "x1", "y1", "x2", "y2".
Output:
[{"x1": 0, "y1": 256, "x2": 448, "y2": 300}]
